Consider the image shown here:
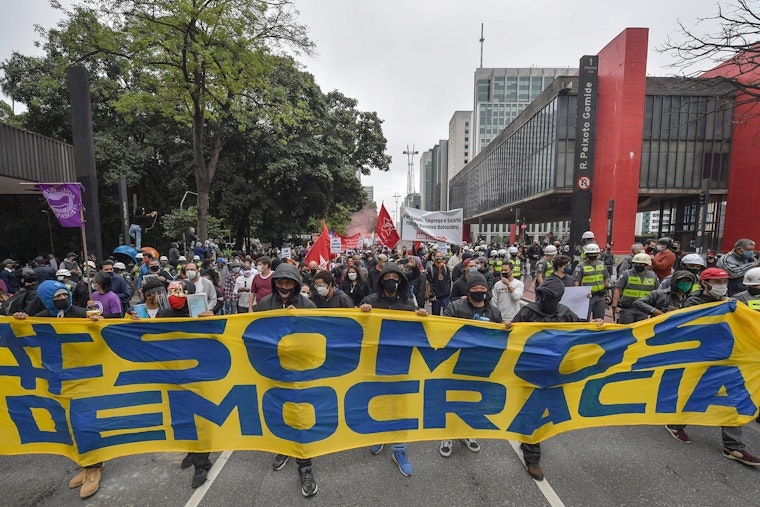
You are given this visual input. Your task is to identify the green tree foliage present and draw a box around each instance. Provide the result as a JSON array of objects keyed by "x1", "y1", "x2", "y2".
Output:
[
  {"x1": 162, "y1": 206, "x2": 224, "y2": 240},
  {"x1": 0, "y1": 1, "x2": 390, "y2": 257}
]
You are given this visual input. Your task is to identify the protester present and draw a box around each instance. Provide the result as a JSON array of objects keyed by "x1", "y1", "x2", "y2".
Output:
[
  {"x1": 492, "y1": 260, "x2": 524, "y2": 321},
  {"x1": 340, "y1": 265, "x2": 370, "y2": 307},
  {"x1": 717, "y1": 238, "x2": 758, "y2": 295}
]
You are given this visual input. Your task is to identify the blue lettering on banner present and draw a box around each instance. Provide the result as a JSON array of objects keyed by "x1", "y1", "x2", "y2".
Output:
[
  {"x1": 507, "y1": 387, "x2": 571, "y2": 435},
  {"x1": 70, "y1": 391, "x2": 165, "y2": 453},
  {"x1": 262, "y1": 387, "x2": 338, "y2": 444},
  {"x1": 244, "y1": 316, "x2": 363, "y2": 382},
  {"x1": 375, "y1": 320, "x2": 506, "y2": 377},
  {"x1": 579, "y1": 371, "x2": 653, "y2": 416},
  {"x1": 168, "y1": 385, "x2": 262, "y2": 440},
  {"x1": 423, "y1": 379, "x2": 505, "y2": 430},
  {"x1": 7, "y1": 395, "x2": 72, "y2": 444},
  {"x1": 683, "y1": 366, "x2": 756, "y2": 416},
  {"x1": 633, "y1": 318, "x2": 734, "y2": 371},
  {"x1": 514, "y1": 328, "x2": 636, "y2": 388},
  {"x1": 0, "y1": 323, "x2": 103, "y2": 394},
  {"x1": 656, "y1": 368, "x2": 685, "y2": 413},
  {"x1": 102, "y1": 321, "x2": 231, "y2": 386},
  {"x1": 344, "y1": 381, "x2": 420, "y2": 434}
]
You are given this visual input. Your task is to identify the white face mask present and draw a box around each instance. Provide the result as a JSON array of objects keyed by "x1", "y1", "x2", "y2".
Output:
[
  {"x1": 348, "y1": 272, "x2": 357, "y2": 281},
  {"x1": 185, "y1": 270, "x2": 197, "y2": 280},
  {"x1": 316, "y1": 286, "x2": 329, "y2": 297},
  {"x1": 709, "y1": 283, "x2": 728, "y2": 298}
]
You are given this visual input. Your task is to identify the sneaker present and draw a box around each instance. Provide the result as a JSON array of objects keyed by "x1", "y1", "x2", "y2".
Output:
[
  {"x1": 439, "y1": 440, "x2": 453, "y2": 457},
  {"x1": 461, "y1": 438, "x2": 481, "y2": 452},
  {"x1": 370, "y1": 444, "x2": 384, "y2": 455},
  {"x1": 191, "y1": 468, "x2": 208, "y2": 489},
  {"x1": 271, "y1": 453, "x2": 290, "y2": 471},
  {"x1": 526, "y1": 463, "x2": 544, "y2": 481},
  {"x1": 666, "y1": 426, "x2": 691, "y2": 444},
  {"x1": 392, "y1": 451, "x2": 413, "y2": 477},
  {"x1": 180, "y1": 453, "x2": 194, "y2": 469},
  {"x1": 723, "y1": 448, "x2": 760, "y2": 466},
  {"x1": 299, "y1": 466, "x2": 318, "y2": 497}
]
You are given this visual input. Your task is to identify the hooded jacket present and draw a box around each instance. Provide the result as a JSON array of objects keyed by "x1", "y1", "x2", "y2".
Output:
[
  {"x1": 34, "y1": 280, "x2": 87, "y2": 318},
  {"x1": 254, "y1": 263, "x2": 316, "y2": 311},
  {"x1": 360, "y1": 263, "x2": 417, "y2": 311}
]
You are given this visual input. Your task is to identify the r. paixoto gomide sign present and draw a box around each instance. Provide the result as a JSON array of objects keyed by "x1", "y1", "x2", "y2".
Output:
[{"x1": 1, "y1": 301, "x2": 759, "y2": 466}]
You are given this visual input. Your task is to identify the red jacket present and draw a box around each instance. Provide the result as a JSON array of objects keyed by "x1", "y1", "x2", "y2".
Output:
[{"x1": 652, "y1": 250, "x2": 676, "y2": 280}]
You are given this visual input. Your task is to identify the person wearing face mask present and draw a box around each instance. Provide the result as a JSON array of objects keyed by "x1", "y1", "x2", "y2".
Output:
[
  {"x1": 659, "y1": 253, "x2": 705, "y2": 293},
  {"x1": 12, "y1": 280, "x2": 104, "y2": 499},
  {"x1": 360, "y1": 262, "x2": 428, "y2": 478},
  {"x1": 138, "y1": 278, "x2": 167, "y2": 318},
  {"x1": 87, "y1": 272, "x2": 123, "y2": 319},
  {"x1": 717, "y1": 238, "x2": 759, "y2": 296},
  {"x1": 184, "y1": 262, "x2": 216, "y2": 311},
  {"x1": 661, "y1": 267, "x2": 760, "y2": 465},
  {"x1": 233, "y1": 260, "x2": 256, "y2": 312},
  {"x1": 55, "y1": 268, "x2": 78, "y2": 295},
  {"x1": 733, "y1": 267, "x2": 760, "y2": 311},
  {"x1": 144, "y1": 259, "x2": 172, "y2": 286},
  {"x1": 100, "y1": 260, "x2": 131, "y2": 315},
  {"x1": 705, "y1": 249, "x2": 719, "y2": 268},
  {"x1": 312, "y1": 270, "x2": 353, "y2": 308},
  {"x1": 223, "y1": 260, "x2": 242, "y2": 314},
  {"x1": 652, "y1": 237, "x2": 676, "y2": 281},
  {"x1": 492, "y1": 261, "x2": 524, "y2": 321},
  {"x1": 427, "y1": 250, "x2": 452, "y2": 315},
  {"x1": 155, "y1": 279, "x2": 216, "y2": 488},
  {"x1": 507, "y1": 274, "x2": 580, "y2": 481},
  {"x1": 251, "y1": 257, "x2": 273, "y2": 309},
  {"x1": 254, "y1": 263, "x2": 319, "y2": 497},
  {"x1": 612, "y1": 253, "x2": 659, "y2": 324},
  {"x1": 340, "y1": 265, "x2": 370, "y2": 307},
  {"x1": 450, "y1": 258, "x2": 479, "y2": 299},
  {"x1": 631, "y1": 269, "x2": 695, "y2": 320},
  {"x1": 437, "y1": 272, "x2": 501, "y2": 459},
  {"x1": 535, "y1": 245, "x2": 558, "y2": 286},
  {"x1": 573, "y1": 243, "x2": 610, "y2": 320},
  {"x1": 475, "y1": 255, "x2": 496, "y2": 290}
]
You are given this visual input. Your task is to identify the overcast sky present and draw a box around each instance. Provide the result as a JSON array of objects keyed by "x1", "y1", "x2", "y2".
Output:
[{"x1": 1, "y1": 0, "x2": 725, "y2": 221}]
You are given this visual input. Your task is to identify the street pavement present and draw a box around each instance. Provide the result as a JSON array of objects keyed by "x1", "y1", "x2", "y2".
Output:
[{"x1": 4, "y1": 422, "x2": 760, "y2": 506}]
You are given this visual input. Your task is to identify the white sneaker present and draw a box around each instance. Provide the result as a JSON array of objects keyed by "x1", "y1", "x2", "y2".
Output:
[
  {"x1": 439, "y1": 440, "x2": 452, "y2": 457},
  {"x1": 461, "y1": 438, "x2": 481, "y2": 452}
]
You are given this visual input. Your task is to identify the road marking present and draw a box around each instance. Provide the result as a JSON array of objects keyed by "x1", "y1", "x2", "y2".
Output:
[
  {"x1": 184, "y1": 450, "x2": 233, "y2": 507},
  {"x1": 508, "y1": 440, "x2": 565, "y2": 507}
]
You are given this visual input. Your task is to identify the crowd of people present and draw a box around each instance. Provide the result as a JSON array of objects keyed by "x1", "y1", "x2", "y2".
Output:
[{"x1": 1, "y1": 231, "x2": 758, "y2": 498}]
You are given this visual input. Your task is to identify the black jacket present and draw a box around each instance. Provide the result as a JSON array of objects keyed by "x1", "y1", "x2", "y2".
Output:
[
  {"x1": 632, "y1": 288, "x2": 688, "y2": 316},
  {"x1": 444, "y1": 297, "x2": 502, "y2": 322},
  {"x1": 340, "y1": 278, "x2": 370, "y2": 307},
  {"x1": 360, "y1": 263, "x2": 417, "y2": 311}
]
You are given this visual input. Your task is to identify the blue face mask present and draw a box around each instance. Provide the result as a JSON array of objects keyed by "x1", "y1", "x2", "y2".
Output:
[{"x1": 743, "y1": 250, "x2": 755, "y2": 261}]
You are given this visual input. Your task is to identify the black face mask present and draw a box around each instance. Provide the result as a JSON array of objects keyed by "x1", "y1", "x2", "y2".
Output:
[
  {"x1": 586, "y1": 255, "x2": 598, "y2": 262},
  {"x1": 539, "y1": 295, "x2": 560, "y2": 315},
  {"x1": 382, "y1": 279, "x2": 399, "y2": 294},
  {"x1": 748, "y1": 287, "x2": 760, "y2": 296},
  {"x1": 277, "y1": 287, "x2": 294, "y2": 299},
  {"x1": 634, "y1": 265, "x2": 647, "y2": 274},
  {"x1": 53, "y1": 298, "x2": 69, "y2": 310},
  {"x1": 150, "y1": 266, "x2": 159, "y2": 272},
  {"x1": 686, "y1": 267, "x2": 702, "y2": 275},
  {"x1": 310, "y1": 268, "x2": 317, "y2": 275},
  {"x1": 469, "y1": 291, "x2": 486, "y2": 302}
]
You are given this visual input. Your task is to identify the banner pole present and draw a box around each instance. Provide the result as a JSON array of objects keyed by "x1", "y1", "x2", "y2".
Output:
[{"x1": 80, "y1": 206, "x2": 93, "y2": 301}]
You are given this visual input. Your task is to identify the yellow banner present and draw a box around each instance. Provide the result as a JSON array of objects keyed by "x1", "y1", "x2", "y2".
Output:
[{"x1": 1, "y1": 301, "x2": 759, "y2": 466}]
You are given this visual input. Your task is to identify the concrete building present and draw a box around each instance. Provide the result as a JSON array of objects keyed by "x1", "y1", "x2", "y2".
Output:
[
  {"x1": 362, "y1": 185, "x2": 374, "y2": 203},
  {"x1": 447, "y1": 111, "x2": 472, "y2": 180},
  {"x1": 473, "y1": 67, "x2": 576, "y2": 156},
  {"x1": 420, "y1": 141, "x2": 449, "y2": 212}
]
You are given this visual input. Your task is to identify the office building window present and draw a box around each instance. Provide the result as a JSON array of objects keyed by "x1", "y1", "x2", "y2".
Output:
[
  {"x1": 507, "y1": 77, "x2": 517, "y2": 101},
  {"x1": 477, "y1": 79, "x2": 490, "y2": 102}
]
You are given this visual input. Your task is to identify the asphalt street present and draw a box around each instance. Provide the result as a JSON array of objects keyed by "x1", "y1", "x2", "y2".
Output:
[{"x1": 5, "y1": 422, "x2": 760, "y2": 506}]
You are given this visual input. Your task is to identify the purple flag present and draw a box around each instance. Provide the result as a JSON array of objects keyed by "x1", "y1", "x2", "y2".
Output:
[{"x1": 35, "y1": 183, "x2": 84, "y2": 228}]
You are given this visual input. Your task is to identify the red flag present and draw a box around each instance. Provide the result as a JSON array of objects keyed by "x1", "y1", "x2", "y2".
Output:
[
  {"x1": 375, "y1": 203, "x2": 399, "y2": 249},
  {"x1": 305, "y1": 220, "x2": 332, "y2": 266}
]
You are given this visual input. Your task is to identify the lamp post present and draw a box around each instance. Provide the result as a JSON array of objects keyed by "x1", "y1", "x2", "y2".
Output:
[
  {"x1": 392, "y1": 192, "x2": 402, "y2": 227},
  {"x1": 41, "y1": 209, "x2": 55, "y2": 257}
]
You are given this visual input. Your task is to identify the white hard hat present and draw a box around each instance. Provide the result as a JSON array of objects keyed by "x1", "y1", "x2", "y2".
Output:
[
  {"x1": 113, "y1": 262, "x2": 126, "y2": 270},
  {"x1": 584, "y1": 243, "x2": 601, "y2": 254},
  {"x1": 498, "y1": 249, "x2": 507, "y2": 256},
  {"x1": 544, "y1": 245, "x2": 558, "y2": 255},
  {"x1": 178, "y1": 256, "x2": 187, "y2": 262},
  {"x1": 681, "y1": 253, "x2": 706, "y2": 268},
  {"x1": 193, "y1": 255, "x2": 201, "y2": 261},
  {"x1": 509, "y1": 247, "x2": 518, "y2": 254},
  {"x1": 743, "y1": 267, "x2": 760, "y2": 286},
  {"x1": 87, "y1": 260, "x2": 97, "y2": 268},
  {"x1": 135, "y1": 253, "x2": 144, "y2": 259},
  {"x1": 490, "y1": 250, "x2": 497, "y2": 256},
  {"x1": 56, "y1": 268, "x2": 71, "y2": 277},
  {"x1": 582, "y1": 231, "x2": 595, "y2": 240},
  {"x1": 632, "y1": 253, "x2": 652, "y2": 266},
  {"x1": 159, "y1": 255, "x2": 168, "y2": 261}
]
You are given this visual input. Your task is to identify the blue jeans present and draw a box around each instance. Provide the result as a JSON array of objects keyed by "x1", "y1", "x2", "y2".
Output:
[
  {"x1": 129, "y1": 224, "x2": 142, "y2": 250},
  {"x1": 431, "y1": 297, "x2": 450, "y2": 316}
]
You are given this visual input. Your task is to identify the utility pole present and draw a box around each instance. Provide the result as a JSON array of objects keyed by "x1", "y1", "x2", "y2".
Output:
[
  {"x1": 392, "y1": 192, "x2": 402, "y2": 226},
  {"x1": 402, "y1": 145, "x2": 418, "y2": 197}
]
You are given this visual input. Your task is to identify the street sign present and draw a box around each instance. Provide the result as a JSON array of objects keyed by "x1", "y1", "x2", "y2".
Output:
[{"x1": 578, "y1": 176, "x2": 591, "y2": 190}]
